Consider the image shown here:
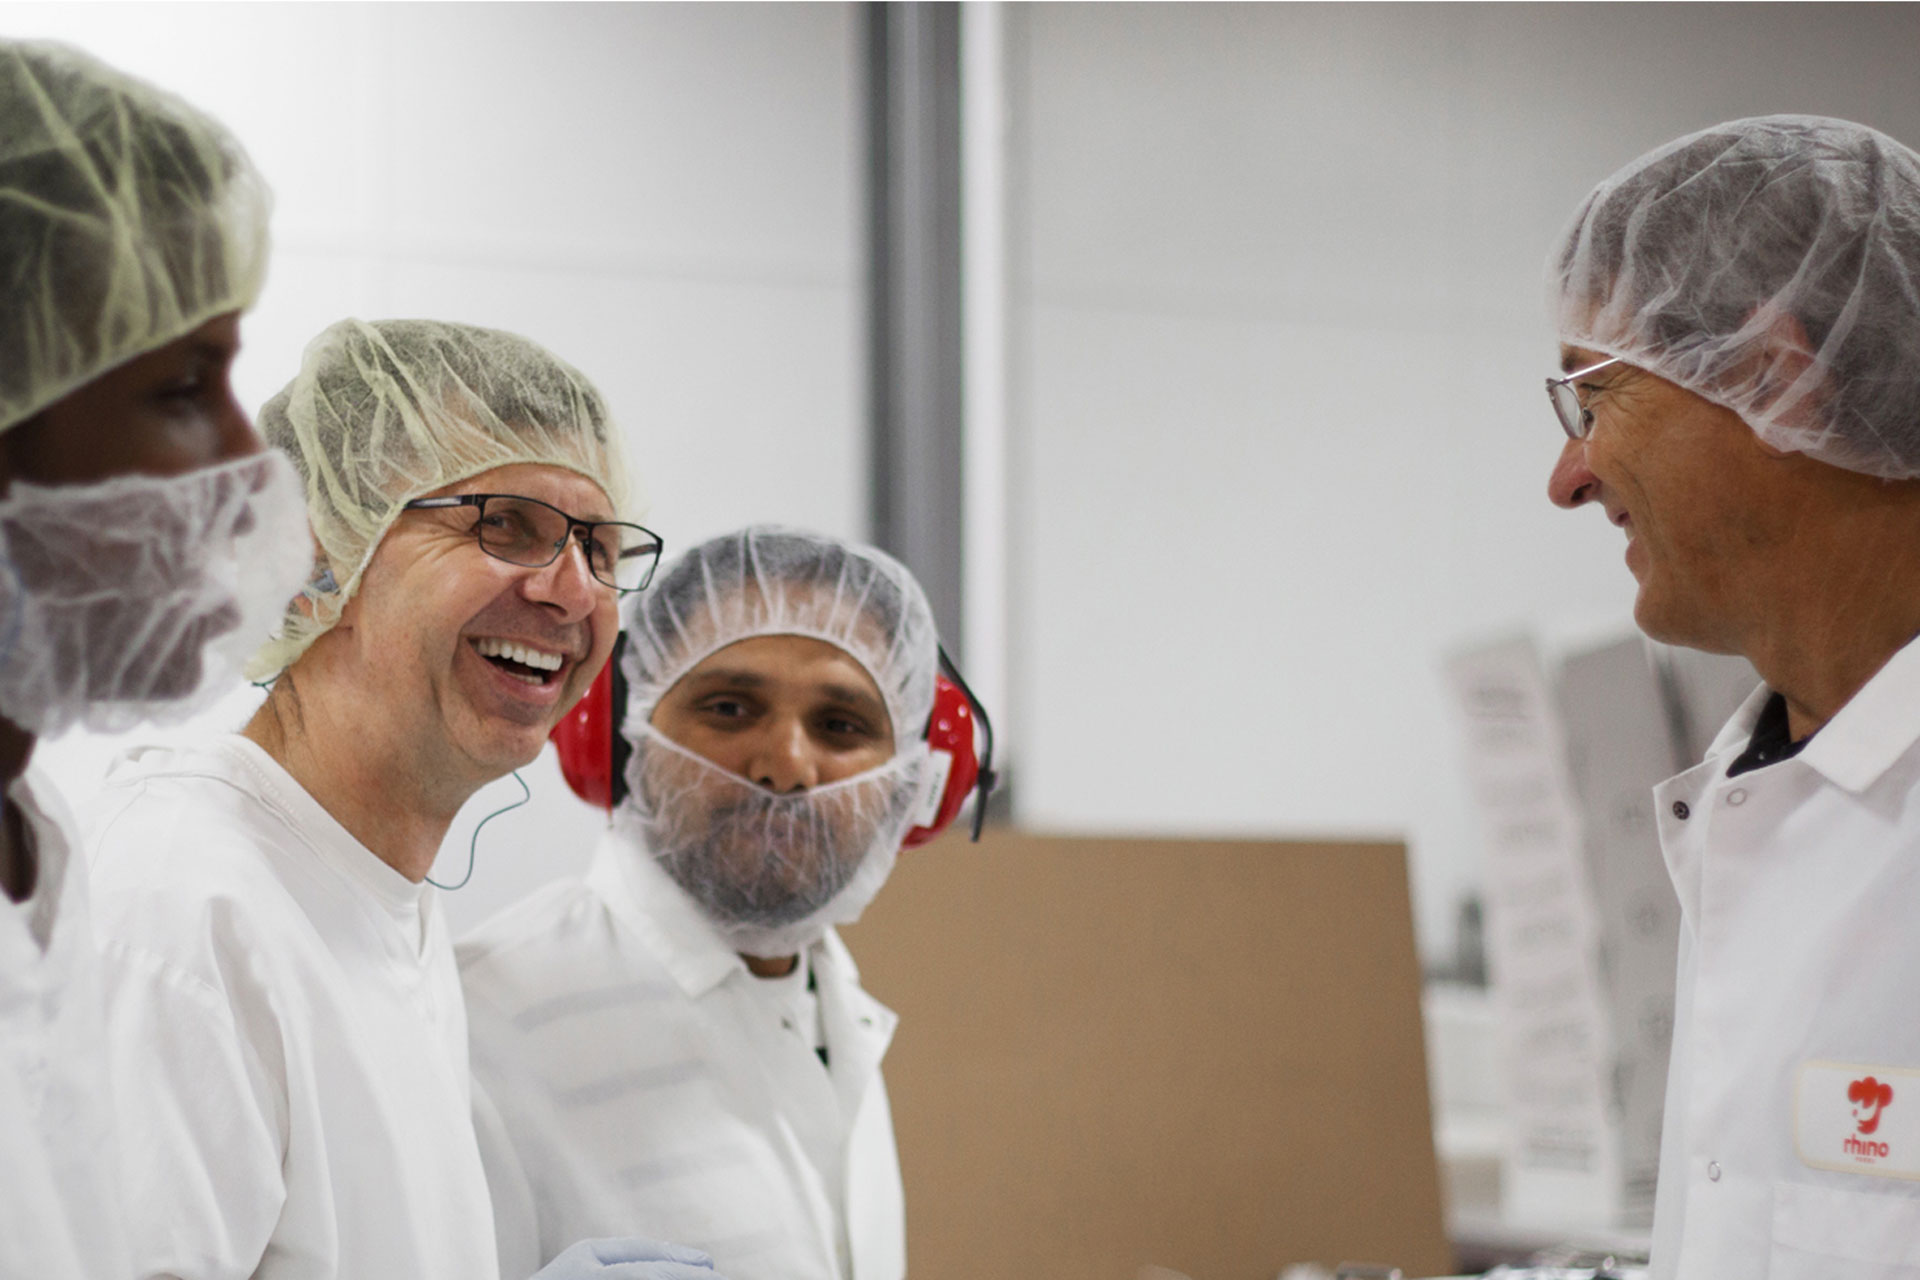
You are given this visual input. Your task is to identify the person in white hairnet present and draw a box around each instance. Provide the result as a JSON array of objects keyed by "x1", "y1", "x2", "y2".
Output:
[
  {"x1": 460, "y1": 526, "x2": 945, "y2": 1280},
  {"x1": 0, "y1": 39, "x2": 311, "y2": 1279},
  {"x1": 1547, "y1": 116, "x2": 1920, "y2": 1278},
  {"x1": 88, "y1": 318, "x2": 720, "y2": 1280}
]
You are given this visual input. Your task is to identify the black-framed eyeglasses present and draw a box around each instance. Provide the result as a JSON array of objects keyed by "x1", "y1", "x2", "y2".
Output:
[
  {"x1": 402, "y1": 493, "x2": 664, "y2": 594},
  {"x1": 1545, "y1": 356, "x2": 1623, "y2": 441}
]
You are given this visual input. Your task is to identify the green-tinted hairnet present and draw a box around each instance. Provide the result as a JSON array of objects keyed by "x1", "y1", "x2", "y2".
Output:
[
  {"x1": 0, "y1": 40, "x2": 270, "y2": 433},
  {"x1": 248, "y1": 318, "x2": 635, "y2": 678}
]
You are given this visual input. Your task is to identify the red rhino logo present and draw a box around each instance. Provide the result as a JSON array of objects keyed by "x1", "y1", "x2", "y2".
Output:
[{"x1": 1850, "y1": 1076, "x2": 1895, "y2": 1136}]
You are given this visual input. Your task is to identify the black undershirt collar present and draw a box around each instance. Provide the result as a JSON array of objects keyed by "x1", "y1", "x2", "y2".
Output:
[{"x1": 1726, "y1": 691, "x2": 1814, "y2": 778}]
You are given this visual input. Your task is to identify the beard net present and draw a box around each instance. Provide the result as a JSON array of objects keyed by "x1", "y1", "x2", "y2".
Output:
[
  {"x1": 0, "y1": 41, "x2": 271, "y2": 435},
  {"x1": 618, "y1": 526, "x2": 941, "y2": 954},
  {"x1": 0, "y1": 449, "x2": 310, "y2": 735},
  {"x1": 247, "y1": 318, "x2": 634, "y2": 679},
  {"x1": 1552, "y1": 115, "x2": 1920, "y2": 479},
  {"x1": 626, "y1": 725, "x2": 931, "y2": 957}
]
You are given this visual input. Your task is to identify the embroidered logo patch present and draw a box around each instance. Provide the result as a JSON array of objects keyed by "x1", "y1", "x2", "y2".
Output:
[
  {"x1": 1851, "y1": 1076, "x2": 1894, "y2": 1135},
  {"x1": 1798, "y1": 1062, "x2": 1920, "y2": 1179}
]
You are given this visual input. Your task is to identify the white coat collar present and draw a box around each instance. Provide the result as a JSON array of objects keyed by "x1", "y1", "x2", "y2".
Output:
[
  {"x1": 104, "y1": 734, "x2": 435, "y2": 956},
  {"x1": 1797, "y1": 631, "x2": 1920, "y2": 793},
  {"x1": 211, "y1": 734, "x2": 429, "y2": 917},
  {"x1": 1703, "y1": 679, "x2": 1776, "y2": 762},
  {"x1": 1703, "y1": 632, "x2": 1920, "y2": 793},
  {"x1": 588, "y1": 815, "x2": 902, "y2": 1075},
  {"x1": 0, "y1": 768, "x2": 79, "y2": 971},
  {"x1": 588, "y1": 813, "x2": 753, "y2": 1000},
  {"x1": 813, "y1": 928, "x2": 899, "y2": 1116}
]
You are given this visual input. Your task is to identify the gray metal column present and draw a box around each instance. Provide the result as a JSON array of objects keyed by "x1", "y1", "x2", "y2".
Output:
[{"x1": 865, "y1": 1, "x2": 965, "y2": 657}]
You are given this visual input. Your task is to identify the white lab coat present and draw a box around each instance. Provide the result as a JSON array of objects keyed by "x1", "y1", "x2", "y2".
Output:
[
  {"x1": 1651, "y1": 633, "x2": 1920, "y2": 1279},
  {"x1": 0, "y1": 769, "x2": 129, "y2": 1279},
  {"x1": 459, "y1": 817, "x2": 906, "y2": 1280},
  {"x1": 88, "y1": 735, "x2": 499, "y2": 1280}
]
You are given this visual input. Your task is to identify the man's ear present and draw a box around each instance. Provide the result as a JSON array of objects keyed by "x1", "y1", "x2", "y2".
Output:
[{"x1": 293, "y1": 542, "x2": 347, "y2": 625}]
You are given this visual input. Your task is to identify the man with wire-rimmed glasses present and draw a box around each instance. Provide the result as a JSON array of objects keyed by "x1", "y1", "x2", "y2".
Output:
[
  {"x1": 1544, "y1": 117, "x2": 1920, "y2": 1280},
  {"x1": 87, "y1": 317, "x2": 722, "y2": 1280}
]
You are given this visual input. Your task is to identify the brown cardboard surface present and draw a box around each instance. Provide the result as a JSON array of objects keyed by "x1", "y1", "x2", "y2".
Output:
[{"x1": 839, "y1": 830, "x2": 1451, "y2": 1280}]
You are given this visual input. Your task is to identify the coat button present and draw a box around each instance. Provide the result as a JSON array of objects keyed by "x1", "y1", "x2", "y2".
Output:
[
  {"x1": 1672, "y1": 801, "x2": 1690, "y2": 820},
  {"x1": 1727, "y1": 789, "x2": 1747, "y2": 807},
  {"x1": 1707, "y1": 1161, "x2": 1722, "y2": 1182}
]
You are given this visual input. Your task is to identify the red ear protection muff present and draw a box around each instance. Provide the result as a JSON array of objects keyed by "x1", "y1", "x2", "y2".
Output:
[
  {"x1": 548, "y1": 636, "x2": 997, "y2": 847},
  {"x1": 549, "y1": 632, "x2": 632, "y2": 812},
  {"x1": 549, "y1": 659, "x2": 615, "y2": 809},
  {"x1": 903, "y1": 652, "x2": 991, "y2": 848}
]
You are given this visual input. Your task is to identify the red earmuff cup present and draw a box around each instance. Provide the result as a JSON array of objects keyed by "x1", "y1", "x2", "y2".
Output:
[
  {"x1": 901, "y1": 674, "x2": 981, "y2": 849},
  {"x1": 550, "y1": 656, "x2": 617, "y2": 811}
]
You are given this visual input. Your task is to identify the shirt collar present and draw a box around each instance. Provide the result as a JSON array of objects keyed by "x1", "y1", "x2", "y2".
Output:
[
  {"x1": 105, "y1": 735, "x2": 435, "y2": 957},
  {"x1": 1789, "y1": 633, "x2": 1920, "y2": 794},
  {"x1": 1704, "y1": 679, "x2": 1776, "y2": 762},
  {"x1": 211, "y1": 735, "x2": 430, "y2": 920},
  {"x1": 588, "y1": 813, "x2": 749, "y2": 1000},
  {"x1": 0, "y1": 768, "x2": 78, "y2": 964}
]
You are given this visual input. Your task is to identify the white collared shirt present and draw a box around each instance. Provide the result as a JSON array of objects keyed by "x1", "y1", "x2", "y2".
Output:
[
  {"x1": 459, "y1": 815, "x2": 905, "y2": 1280},
  {"x1": 1651, "y1": 633, "x2": 1920, "y2": 1278},
  {"x1": 88, "y1": 734, "x2": 498, "y2": 1280},
  {"x1": 0, "y1": 768, "x2": 130, "y2": 1279}
]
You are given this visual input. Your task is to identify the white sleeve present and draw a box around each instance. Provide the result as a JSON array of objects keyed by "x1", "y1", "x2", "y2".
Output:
[
  {"x1": 0, "y1": 1057, "x2": 92, "y2": 1278},
  {"x1": 98, "y1": 935, "x2": 288, "y2": 1280},
  {"x1": 472, "y1": 1072, "x2": 544, "y2": 1280},
  {"x1": 0, "y1": 778, "x2": 132, "y2": 1280},
  {"x1": 466, "y1": 992, "x2": 641, "y2": 1275}
]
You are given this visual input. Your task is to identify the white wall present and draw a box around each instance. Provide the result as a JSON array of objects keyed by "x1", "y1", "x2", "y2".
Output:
[
  {"x1": 1004, "y1": 3, "x2": 1920, "y2": 962},
  {"x1": 0, "y1": 2, "x2": 864, "y2": 931}
]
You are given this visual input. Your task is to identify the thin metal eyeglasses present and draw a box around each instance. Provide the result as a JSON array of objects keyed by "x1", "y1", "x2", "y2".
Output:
[
  {"x1": 1546, "y1": 355, "x2": 1623, "y2": 441},
  {"x1": 402, "y1": 493, "x2": 664, "y2": 594}
]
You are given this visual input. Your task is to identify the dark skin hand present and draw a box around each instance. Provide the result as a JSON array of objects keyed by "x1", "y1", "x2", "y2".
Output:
[{"x1": 0, "y1": 311, "x2": 258, "y2": 901}]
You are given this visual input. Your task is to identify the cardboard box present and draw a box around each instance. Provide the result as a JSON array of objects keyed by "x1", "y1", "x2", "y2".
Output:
[{"x1": 841, "y1": 830, "x2": 1452, "y2": 1280}]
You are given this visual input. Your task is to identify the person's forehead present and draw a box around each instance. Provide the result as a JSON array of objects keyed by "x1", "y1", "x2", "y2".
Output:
[
  {"x1": 434, "y1": 462, "x2": 613, "y2": 519},
  {"x1": 678, "y1": 633, "x2": 887, "y2": 706}
]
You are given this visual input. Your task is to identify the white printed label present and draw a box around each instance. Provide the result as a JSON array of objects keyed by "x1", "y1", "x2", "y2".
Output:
[
  {"x1": 1797, "y1": 1061, "x2": 1920, "y2": 1181},
  {"x1": 914, "y1": 748, "x2": 955, "y2": 827}
]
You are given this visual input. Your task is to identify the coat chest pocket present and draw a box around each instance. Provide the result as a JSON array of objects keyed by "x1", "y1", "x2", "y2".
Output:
[{"x1": 1771, "y1": 1181, "x2": 1920, "y2": 1278}]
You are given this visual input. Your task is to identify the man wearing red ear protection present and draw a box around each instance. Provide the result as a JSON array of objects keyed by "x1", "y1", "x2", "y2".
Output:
[{"x1": 460, "y1": 526, "x2": 966, "y2": 1280}]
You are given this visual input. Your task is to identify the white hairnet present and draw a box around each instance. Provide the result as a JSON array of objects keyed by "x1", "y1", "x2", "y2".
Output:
[
  {"x1": 624, "y1": 525, "x2": 938, "y2": 737},
  {"x1": 249, "y1": 318, "x2": 634, "y2": 678},
  {"x1": 1553, "y1": 115, "x2": 1920, "y2": 479},
  {"x1": 0, "y1": 40, "x2": 270, "y2": 434},
  {"x1": 619, "y1": 526, "x2": 940, "y2": 956}
]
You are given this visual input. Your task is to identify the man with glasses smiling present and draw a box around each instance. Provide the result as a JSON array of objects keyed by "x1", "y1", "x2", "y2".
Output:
[
  {"x1": 1546, "y1": 118, "x2": 1920, "y2": 1279},
  {"x1": 87, "y1": 318, "x2": 718, "y2": 1280}
]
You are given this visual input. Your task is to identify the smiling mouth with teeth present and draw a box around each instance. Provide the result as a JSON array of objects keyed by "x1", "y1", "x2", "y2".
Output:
[{"x1": 472, "y1": 636, "x2": 566, "y2": 686}]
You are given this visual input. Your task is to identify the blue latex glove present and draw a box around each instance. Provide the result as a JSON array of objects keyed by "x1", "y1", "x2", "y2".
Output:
[{"x1": 532, "y1": 1237, "x2": 720, "y2": 1280}]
